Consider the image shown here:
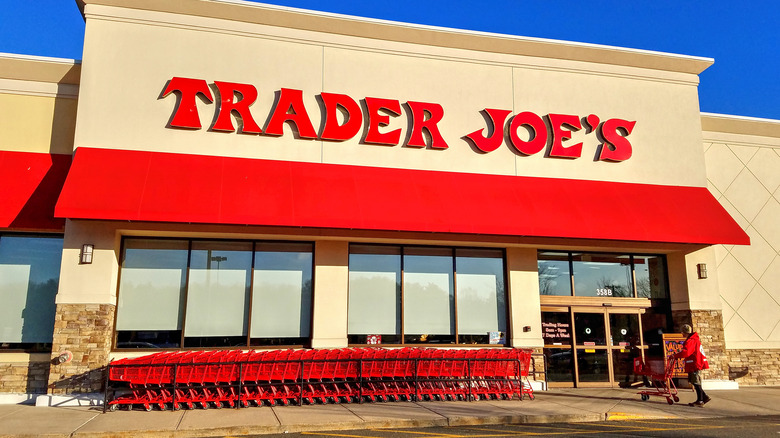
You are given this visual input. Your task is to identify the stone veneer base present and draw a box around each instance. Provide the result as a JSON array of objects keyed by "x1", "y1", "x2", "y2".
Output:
[{"x1": 47, "y1": 303, "x2": 115, "y2": 394}]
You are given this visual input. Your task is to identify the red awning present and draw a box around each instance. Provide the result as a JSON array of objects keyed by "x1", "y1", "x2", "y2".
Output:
[
  {"x1": 0, "y1": 151, "x2": 71, "y2": 230},
  {"x1": 54, "y1": 147, "x2": 749, "y2": 245}
]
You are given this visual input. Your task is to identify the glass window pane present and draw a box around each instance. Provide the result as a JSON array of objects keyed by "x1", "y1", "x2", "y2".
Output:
[
  {"x1": 348, "y1": 245, "x2": 401, "y2": 344},
  {"x1": 609, "y1": 313, "x2": 639, "y2": 347},
  {"x1": 251, "y1": 242, "x2": 313, "y2": 343},
  {"x1": 642, "y1": 305, "x2": 671, "y2": 357},
  {"x1": 544, "y1": 347, "x2": 574, "y2": 383},
  {"x1": 574, "y1": 312, "x2": 606, "y2": 345},
  {"x1": 613, "y1": 349, "x2": 643, "y2": 387},
  {"x1": 456, "y1": 249, "x2": 506, "y2": 345},
  {"x1": 116, "y1": 239, "x2": 189, "y2": 348},
  {"x1": 572, "y1": 253, "x2": 632, "y2": 297},
  {"x1": 634, "y1": 255, "x2": 668, "y2": 299},
  {"x1": 538, "y1": 252, "x2": 571, "y2": 296},
  {"x1": 403, "y1": 247, "x2": 454, "y2": 344},
  {"x1": 577, "y1": 349, "x2": 609, "y2": 382},
  {"x1": 0, "y1": 236, "x2": 62, "y2": 348},
  {"x1": 542, "y1": 312, "x2": 572, "y2": 346},
  {"x1": 184, "y1": 241, "x2": 252, "y2": 347}
]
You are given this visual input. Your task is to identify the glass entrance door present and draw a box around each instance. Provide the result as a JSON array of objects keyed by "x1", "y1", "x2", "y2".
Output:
[
  {"x1": 574, "y1": 311, "x2": 610, "y2": 385},
  {"x1": 610, "y1": 312, "x2": 642, "y2": 387},
  {"x1": 543, "y1": 308, "x2": 644, "y2": 387}
]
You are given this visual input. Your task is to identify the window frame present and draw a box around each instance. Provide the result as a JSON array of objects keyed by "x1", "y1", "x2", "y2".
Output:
[
  {"x1": 347, "y1": 243, "x2": 509, "y2": 347},
  {"x1": 0, "y1": 232, "x2": 64, "y2": 353},
  {"x1": 537, "y1": 250, "x2": 670, "y2": 300},
  {"x1": 113, "y1": 237, "x2": 315, "y2": 351}
]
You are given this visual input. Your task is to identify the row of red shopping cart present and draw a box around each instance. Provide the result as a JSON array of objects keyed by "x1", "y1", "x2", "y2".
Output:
[{"x1": 105, "y1": 347, "x2": 534, "y2": 412}]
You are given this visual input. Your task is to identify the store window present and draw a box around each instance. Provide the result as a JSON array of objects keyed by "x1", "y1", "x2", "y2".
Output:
[
  {"x1": 537, "y1": 251, "x2": 668, "y2": 299},
  {"x1": 115, "y1": 238, "x2": 313, "y2": 349},
  {"x1": 572, "y1": 253, "x2": 632, "y2": 298},
  {"x1": 0, "y1": 235, "x2": 63, "y2": 352},
  {"x1": 348, "y1": 245, "x2": 507, "y2": 346},
  {"x1": 538, "y1": 252, "x2": 571, "y2": 296}
]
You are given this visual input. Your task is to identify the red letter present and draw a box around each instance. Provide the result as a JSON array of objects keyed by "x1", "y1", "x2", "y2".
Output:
[
  {"x1": 364, "y1": 97, "x2": 402, "y2": 146},
  {"x1": 508, "y1": 111, "x2": 548, "y2": 156},
  {"x1": 211, "y1": 81, "x2": 262, "y2": 134},
  {"x1": 548, "y1": 113, "x2": 583, "y2": 159},
  {"x1": 465, "y1": 109, "x2": 511, "y2": 153},
  {"x1": 162, "y1": 77, "x2": 213, "y2": 129},
  {"x1": 406, "y1": 101, "x2": 448, "y2": 149},
  {"x1": 320, "y1": 92, "x2": 362, "y2": 141},
  {"x1": 265, "y1": 88, "x2": 317, "y2": 139},
  {"x1": 599, "y1": 118, "x2": 635, "y2": 162}
]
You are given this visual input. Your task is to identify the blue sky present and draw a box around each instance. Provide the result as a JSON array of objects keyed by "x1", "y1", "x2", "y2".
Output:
[{"x1": 2, "y1": 0, "x2": 778, "y2": 120}]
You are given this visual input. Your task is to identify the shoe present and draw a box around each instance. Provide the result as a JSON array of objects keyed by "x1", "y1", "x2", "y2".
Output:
[
  {"x1": 702, "y1": 396, "x2": 711, "y2": 405},
  {"x1": 688, "y1": 401, "x2": 704, "y2": 407}
]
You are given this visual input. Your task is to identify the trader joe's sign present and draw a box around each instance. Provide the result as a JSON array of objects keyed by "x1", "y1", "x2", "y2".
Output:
[{"x1": 163, "y1": 77, "x2": 636, "y2": 162}]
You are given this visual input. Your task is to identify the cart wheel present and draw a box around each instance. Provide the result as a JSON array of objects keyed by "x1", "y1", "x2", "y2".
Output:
[
  {"x1": 201, "y1": 401, "x2": 209, "y2": 410},
  {"x1": 641, "y1": 394, "x2": 649, "y2": 401},
  {"x1": 144, "y1": 404, "x2": 152, "y2": 412},
  {"x1": 667, "y1": 397, "x2": 674, "y2": 405},
  {"x1": 528, "y1": 394, "x2": 535, "y2": 401},
  {"x1": 673, "y1": 395, "x2": 680, "y2": 403},
  {"x1": 173, "y1": 403, "x2": 181, "y2": 411},
  {"x1": 214, "y1": 401, "x2": 223, "y2": 409},
  {"x1": 158, "y1": 403, "x2": 167, "y2": 411},
  {"x1": 108, "y1": 404, "x2": 118, "y2": 412}
]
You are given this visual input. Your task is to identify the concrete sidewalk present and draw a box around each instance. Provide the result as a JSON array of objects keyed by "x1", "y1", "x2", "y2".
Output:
[{"x1": 1, "y1": 387, "x2": 779, "y2": 438}]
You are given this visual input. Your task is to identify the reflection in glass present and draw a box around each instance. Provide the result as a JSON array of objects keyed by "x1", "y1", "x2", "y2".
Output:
[
  {"x1": 609, "y1": 313, "x2": 639, "y2": 346},
  {"x1": 0, "y1": 235, "x2": 63, "y2": 351},
  {"x1": 537, "y1": 252, "x2": 571, "y2": 296},
  {"x1": 634, "y1": 255, "x2": 668, "y2": 299},
  {"x1": 612, "y1": 349, "x2": 642, "y2": 386},
  {"x1": 251, "y1": 243, "x2": 313, "y2": 346},
  {"x1": 577, "y1": 349, "x2": 610, "y2": 382},
  {"x1": 574, "y1": 313, "x2": 606, "y2": 345},
  {"x1": 116, "y1": 239, "x2": 188, "y2": 348},
  {"x1": 572, "y1": 253, "x2": 632, "y2": 297},
  {"x1": 403, "y1": 247, "x2": 454, "y2": 344},
  {"x1": 642, "y1": 305, "x2": 672, "y2": 356},
  {"x1": 348, "y1": 245, "x2": 402, "y2": 345},
  {"x1": 544, "y1": 348, "x2": 574, "y2": 383},
  {"x1": 184, "y1": 241, "x2": 252, "y2": 348},
  {"x1": 456, "y1": 249, "x2": 506, "y2": 345}
]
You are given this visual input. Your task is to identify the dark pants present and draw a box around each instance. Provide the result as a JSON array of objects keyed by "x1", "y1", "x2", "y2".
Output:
[{"x1": 689, "y1": 371, "x2": 708, "y2": 402}]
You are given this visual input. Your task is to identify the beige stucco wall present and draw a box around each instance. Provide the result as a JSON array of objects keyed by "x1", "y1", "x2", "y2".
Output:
[
  {"x1": 506, "y1": 248, "x2": 543, "y2": 348},
  {"x1": 703, "y1": 114, "x2": 780, "y2": 349},
  {"x1": 0, "y1": 55, "x2": 80, "y2": 155},
  {"x1": 74, "y1": 2, "x2": 710, "y2": 188}
]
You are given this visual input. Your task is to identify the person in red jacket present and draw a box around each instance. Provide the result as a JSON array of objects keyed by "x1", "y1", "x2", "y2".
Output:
[{"x1": 674, "y1": 324, "x2": 711, "y2": 407}]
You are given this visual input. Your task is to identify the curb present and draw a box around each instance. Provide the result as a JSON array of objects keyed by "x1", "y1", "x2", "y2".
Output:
[{"x1": 51, "y1": 412, "x2": 608, "y2": 438}]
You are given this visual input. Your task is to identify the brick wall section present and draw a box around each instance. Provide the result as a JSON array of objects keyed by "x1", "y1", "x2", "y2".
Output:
[
  {"x1": 726, "y1": 350, "x2": 780, "y2": 386},
  {"x1": 672, "y1": 309, "x2": 727, "y2": 380},
  {"x1": 47, "y1": 303, "x2": 115, "y2": 394},
  {"x1": 0, "y1": 361, "x2": 50, "y2": 393}
]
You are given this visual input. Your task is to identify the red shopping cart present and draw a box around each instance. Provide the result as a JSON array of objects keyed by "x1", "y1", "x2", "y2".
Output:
[{"x1": 635, "y1": 355, "x2": 679, "y2": 405}]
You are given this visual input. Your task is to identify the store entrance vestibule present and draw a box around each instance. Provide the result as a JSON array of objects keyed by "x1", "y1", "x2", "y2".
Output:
[{"x1": 543, "y1": 306, "x2": 648, "y2": 388}]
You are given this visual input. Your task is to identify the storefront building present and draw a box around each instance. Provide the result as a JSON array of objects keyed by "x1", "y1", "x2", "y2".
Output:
[{"x1": 1, "y1": 0, "x2": 778, "y2": 399}]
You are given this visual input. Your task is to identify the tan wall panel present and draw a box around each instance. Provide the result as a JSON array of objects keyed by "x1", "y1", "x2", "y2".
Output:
[
  {"x1": 76, "y1": 5, "x2": 708, "y2": 188},
  {"x1": 56, "y1": 220, "x2": 120, "y2": 305},
  {"x1": 506, "y1": 247, "x2": 544, "y2": 348},
  {"x1": 0, "y1": 93, "x2": 76, "y2": 154},
  {"x1": 76, "y1": 16, "x2": 324, "y2": 162},
  {"x1": 321, "y1": 47, "x2": 516, "y2": 175},
  {"x1": 311, "y1": 240, "x2": 349, "y2": 348},
  {"x1": 512, "y1": 68, "x2": 706, "y2": 185}
]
